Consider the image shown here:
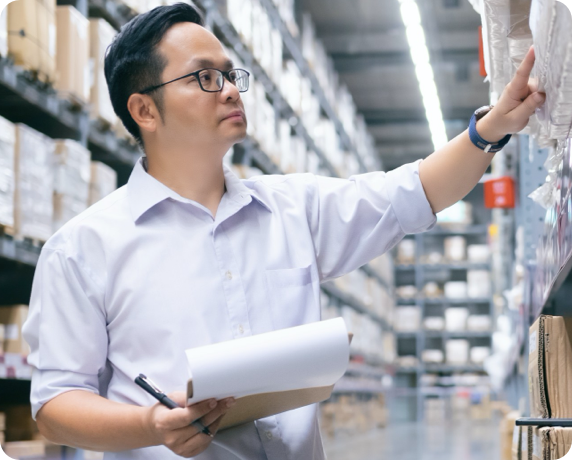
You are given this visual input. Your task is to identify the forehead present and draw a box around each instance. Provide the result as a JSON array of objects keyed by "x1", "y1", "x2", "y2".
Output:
[{"x1": 158, "y1": 22, "x2": 228, "y2": 69}]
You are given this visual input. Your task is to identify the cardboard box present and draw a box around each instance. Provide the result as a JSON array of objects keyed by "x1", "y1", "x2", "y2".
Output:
[
  {"x1": 3, "y1": 440, "x2": 45, "y2": 458},
  {"x1": 446, "y1": 339, "x2": 469, "y2": 365},
  {"x1": 14, "y1": 124, "x2": 54, "y2": 242},
  {"x1": 468, "y1": 270, "x2": 491, "y2": 298},
  {"x1": 0, "y1": 7, "x2": 7, "y2": 58},
  {"x1": 56, "y1": 6, "x2": 90, "y2": 104},
  {"x1": 1, "y1": 404, "x2": 37, "y2": 442},
  {"x1": 394, "y1": 306, "x2": 421, "y2": 332},
  {"x1": 53, "y1": 139, "x2": 91, "y2": 231},
  {"x1": 88, "y1": 161, "x2": 117, "y2": 206},
  {"x1": 500, "y1": 411, "x2": 520, "y2": 460},
  {"x1": 529, "y1": 315, "x2": 572, "y2": 418},
  {"x1": 7, "y1": 0, "x2": 57, "y2": 83},
  {"x1": 0, "y1": 305, "x2": 29, "y2": 355},
  {"x1": 444, "y1": 281, "x2": 468, "y2": 299},
  {"x1": 90, "y1": 19, "x2": 117, "y2": 127},
  {"x1": 444, "y1": 236, "x2": 466, "y2": 262},
  {"x1": 533, "y1": 427, "x2": 572, "y2": 460},
  {"x1": 0, "y1": 115, "x2": 15, "y2": 228},
  {"x1": 446, "y1": 308, "x2": 469, "y2": 331}
]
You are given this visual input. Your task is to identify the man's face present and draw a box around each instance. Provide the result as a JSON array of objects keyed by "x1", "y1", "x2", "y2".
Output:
[{"x1": 153, "y1": 22, "x2": 247, "y2": 150}]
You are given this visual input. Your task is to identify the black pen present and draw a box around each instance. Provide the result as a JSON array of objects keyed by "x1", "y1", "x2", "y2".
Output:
[{"x1": 135, "y1": 373, "x2": 214, "y2": 438}]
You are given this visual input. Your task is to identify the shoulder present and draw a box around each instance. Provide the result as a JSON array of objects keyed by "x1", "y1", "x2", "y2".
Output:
[{"x1": 43, "y1": 186, "x2": 129, "y2": 254}]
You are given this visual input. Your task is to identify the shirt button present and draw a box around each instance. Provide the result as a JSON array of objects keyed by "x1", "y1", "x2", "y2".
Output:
[
  {"x1": 225, "y1": 270, "x2": 233, "y2": 280},
  {"x1": 238, "y1": 325, "x2": 244, "y2": 334},
  {"x1": 265, "y1": 431, "x2": 273, "y2": 440}
]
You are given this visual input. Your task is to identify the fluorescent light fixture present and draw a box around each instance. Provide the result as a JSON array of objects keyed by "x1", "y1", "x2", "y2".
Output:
[{"x1": 399, "y1": 0, "x2": 448, "y2": 150}]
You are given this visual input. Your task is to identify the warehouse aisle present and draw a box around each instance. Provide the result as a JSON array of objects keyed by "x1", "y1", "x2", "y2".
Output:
[{"x1": 324, "y1": 420, "x2": 501, "y2": 460}]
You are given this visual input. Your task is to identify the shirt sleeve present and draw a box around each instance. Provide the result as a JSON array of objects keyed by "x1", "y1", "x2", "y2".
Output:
[
  {"x1": 307, "y1": 159, "x2": 437, "y2": 281},
  {"x1": 22, "y1": 246, "x2": 108, "y2": 420}
]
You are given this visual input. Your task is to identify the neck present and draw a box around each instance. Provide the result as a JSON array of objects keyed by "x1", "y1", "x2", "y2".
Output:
[{"x1": 145, "y1": 147, "x2": 227, "y2": 217}]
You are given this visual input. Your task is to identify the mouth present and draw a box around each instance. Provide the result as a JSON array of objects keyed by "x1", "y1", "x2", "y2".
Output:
[{"x1": 222, "y1": 111, "x2": 245, "y2": 122}]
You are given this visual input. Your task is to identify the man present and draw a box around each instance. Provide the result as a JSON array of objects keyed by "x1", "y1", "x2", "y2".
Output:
[{"x1": 22, "y1": 3, "x2": 545, "y2": 459}]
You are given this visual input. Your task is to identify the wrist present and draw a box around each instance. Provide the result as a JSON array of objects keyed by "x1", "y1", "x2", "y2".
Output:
[
  {"x1": 140, "y1": 405, "x2": 161, "y2": 447},
  {"x1": 475, "y1": 112, "x2": 507, "y2": 143}
]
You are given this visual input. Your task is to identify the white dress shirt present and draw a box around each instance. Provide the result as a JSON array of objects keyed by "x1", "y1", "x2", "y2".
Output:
[{"x1": 23, "y1": 156, "x2": 436, "y2": 459}]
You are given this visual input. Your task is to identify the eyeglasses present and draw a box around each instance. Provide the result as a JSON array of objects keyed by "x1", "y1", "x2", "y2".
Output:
[{"x1": 139, "y1": 68, "x2": 250, "y2": 94}]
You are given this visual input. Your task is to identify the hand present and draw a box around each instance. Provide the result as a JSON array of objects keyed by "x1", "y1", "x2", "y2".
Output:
[
  {"x1": 145, "y1": 391, "x2": 235, "y2": 458},
  {"x1": 478, "y1": 46, "x2": 546, "y2": 142}
]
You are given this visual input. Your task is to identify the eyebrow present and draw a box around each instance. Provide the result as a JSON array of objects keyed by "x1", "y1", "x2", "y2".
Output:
[{"x1": 186, "y1": 58, "x2": 234, "y2": 72}]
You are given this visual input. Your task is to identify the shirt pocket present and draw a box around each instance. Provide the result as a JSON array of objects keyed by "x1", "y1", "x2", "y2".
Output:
[{"x1": 265, "y1": 265, "x2": 318, "y2": 330}]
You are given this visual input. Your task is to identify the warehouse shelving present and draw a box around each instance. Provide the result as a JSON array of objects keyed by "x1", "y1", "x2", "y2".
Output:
[
  {"x1": 88, "y1": 0, "x2": 137, "y2": 30},
  {"x1": 0, "y1": 0, "x2": 394, "y2": 404},
  {"x1": 392, "y1": 224, "x2": 493, "y2": 422},
  {"x1": 256, "y1": 0, "x2": 368, "y2": 173},
  {"x1": 395, "y1": 263, "x2": 491, "y2": 271},
  {"x1": 196, "y1": 0, "x2": 339, "y2": 177},
  {"x1": 0, "y1": 57, "x2": 89, "y2": 142}
]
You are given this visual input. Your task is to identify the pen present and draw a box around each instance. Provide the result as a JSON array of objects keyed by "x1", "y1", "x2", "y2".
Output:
[{"x1": 134, "y1": 373, "x2": 214, "y2": 438}]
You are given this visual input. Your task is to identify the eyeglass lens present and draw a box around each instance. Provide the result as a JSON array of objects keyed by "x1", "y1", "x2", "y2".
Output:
[{"x1": 197, "y1": 69, "x2": 249, "y2": 92}]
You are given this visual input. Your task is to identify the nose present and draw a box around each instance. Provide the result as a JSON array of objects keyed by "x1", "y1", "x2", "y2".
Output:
[{"x1": 219, "y1": 77, "x2": 240, "y2": 102}]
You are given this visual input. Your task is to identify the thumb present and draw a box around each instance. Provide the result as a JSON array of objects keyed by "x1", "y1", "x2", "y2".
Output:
[{"x1": 165, "y1": 391, "x2": 187, "y2": 407}]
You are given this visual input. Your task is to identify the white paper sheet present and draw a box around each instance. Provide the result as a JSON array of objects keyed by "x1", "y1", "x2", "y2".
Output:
[{"x1": 185, "y1": 318, "x2": 350, "y2": 403}]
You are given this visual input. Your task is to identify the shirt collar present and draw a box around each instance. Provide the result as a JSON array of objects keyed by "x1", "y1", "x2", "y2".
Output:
[{"x1": 127, "y1": 157, "x2": 271, "y2": 222}]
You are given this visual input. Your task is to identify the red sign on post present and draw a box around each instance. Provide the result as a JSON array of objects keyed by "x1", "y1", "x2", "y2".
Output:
[{"x1": 484, "y1": 176, "x2": 515, "y2": 208}]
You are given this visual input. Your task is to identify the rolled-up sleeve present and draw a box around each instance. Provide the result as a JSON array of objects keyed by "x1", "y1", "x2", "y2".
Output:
[
  {"x1": 308, "y1": 160, "x2": 437, "y2": 281},
  {"x1": 22, "y1": 246, "x2": 108, "y2": 420}
]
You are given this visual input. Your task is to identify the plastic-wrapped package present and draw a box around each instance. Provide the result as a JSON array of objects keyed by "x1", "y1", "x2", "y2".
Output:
[
  {"x1": 529, "y1": 0, "x2": 556, "y2": 97},
  {"x1": 88, "y1": 161, "x2": 117, "y2": 206},
  {"x1": 483, "y1": 0, "x2": 512, "y2": 97},
  {"x1": 0, "y1": 116, "x2": 15, "y2": 228},
  {"x1": 14, "y1": 124, "x2": 55, "y2": 242},
  {"x1": 482, "y1": 0, "x2": 533, "y2": 97},
  {"x1": 544, "y1": 2, "x2": 572, "y2": 139},
  {"x1": 53, "y1": 140, "x2": 91, "y2": 232}
]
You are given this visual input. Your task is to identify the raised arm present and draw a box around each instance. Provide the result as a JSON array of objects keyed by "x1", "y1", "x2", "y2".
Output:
[{"x1": 418, "y1": 47, "x2": 546, "y2": 213}]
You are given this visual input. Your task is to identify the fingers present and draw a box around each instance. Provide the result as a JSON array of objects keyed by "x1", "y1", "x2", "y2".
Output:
[
  {"x1": 511, "y1": 46, "x2": 536, "y2": 92},
  {"x1": 198, "y1": 398, "x2": 235, "y2": 429},
  {"x1": 161, "y1": 398, "x2": 218, "y2": 431},
  {"x1": 506, "y1": 91, "x2": 546, "y2": 130},
  {"x1": 165, "y1": 399, "x2": 234, "y2": 458}
]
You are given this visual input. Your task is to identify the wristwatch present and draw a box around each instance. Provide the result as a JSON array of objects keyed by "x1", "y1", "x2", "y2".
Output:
[{"x1": 468, "y1": 105, "x2": 512, "y2": 153}]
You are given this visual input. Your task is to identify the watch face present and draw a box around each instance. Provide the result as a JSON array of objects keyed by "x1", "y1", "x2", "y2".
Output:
[{"x1": 475, "y1": 105, "x2": 493, "y2": 121}]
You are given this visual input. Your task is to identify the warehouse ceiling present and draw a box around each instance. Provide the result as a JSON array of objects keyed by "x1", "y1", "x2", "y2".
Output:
[{"x1": 297, "y1": 0, "x2": 489, "y2": 171}]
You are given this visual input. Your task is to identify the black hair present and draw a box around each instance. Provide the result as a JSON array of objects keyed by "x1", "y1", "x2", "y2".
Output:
[{"x1": 104, "y1": 2, "x2": 204, "y2": 150}]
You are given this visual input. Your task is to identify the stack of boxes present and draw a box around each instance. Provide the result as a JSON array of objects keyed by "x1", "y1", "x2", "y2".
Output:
[
  {"x1": 89, "y1": 18, "x2": 118, "y2": 129},
  {"x1": 89, "y1": 161, "x2": 117, "y2": 206},
  {"x1": 53, "y1": 140, "x2": 91, "y2": 232},
  {"x1": 320, "y1": 394, "x2": 387, "y2": 438},
  {"x1": 14, "y1": 124, "x2": 55, "y2": 243},
  {"x1": 0, "y1": 116, "x2": 15, "y2": 230},
  {"x1": 6, "y1": 0, "x2": 57, "y2": 83},
  {"x1": 55, "y1": 6, "x2": 90, "y2": 105}
]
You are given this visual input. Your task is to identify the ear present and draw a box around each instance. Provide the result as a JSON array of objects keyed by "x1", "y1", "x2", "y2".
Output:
[{"x1": 127, "y1": 93, "x2": 159, "y2": 134}]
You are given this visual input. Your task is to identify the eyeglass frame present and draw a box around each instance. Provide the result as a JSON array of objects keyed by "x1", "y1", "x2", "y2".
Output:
[{"x1": 139, "y1": 67, "x2": 251, "y2": 94}]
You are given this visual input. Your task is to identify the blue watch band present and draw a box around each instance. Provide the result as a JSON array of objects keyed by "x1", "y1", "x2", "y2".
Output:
[{"x1": 468, "y1": 112, "x2": 512, "y2": 153}]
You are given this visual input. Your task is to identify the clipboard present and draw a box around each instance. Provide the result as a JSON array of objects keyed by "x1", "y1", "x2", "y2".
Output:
[{"x1": 186, "y1": 332, "x2": 353, "y2": 430}]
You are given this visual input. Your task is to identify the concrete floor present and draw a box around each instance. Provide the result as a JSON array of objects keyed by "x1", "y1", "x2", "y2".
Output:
[{"x1": 323, "y1": 420, "x2": 501, "y2": 460}]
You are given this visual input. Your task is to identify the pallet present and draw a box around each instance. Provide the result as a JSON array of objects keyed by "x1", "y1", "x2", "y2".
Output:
[
  {"x1": 0, "y1": 224, "x2": 15, "y2": 238},
  {"x1": 59, "y1": 91, "x2": 89, "y2": 113},
  {"x1": 13, "y1": 235, "x2": 46, "y2": 248}
]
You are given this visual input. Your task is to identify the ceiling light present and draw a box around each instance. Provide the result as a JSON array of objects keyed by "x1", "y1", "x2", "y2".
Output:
[{"x1": 399, "y1": 0, "x2": 448, "y2": 150}]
